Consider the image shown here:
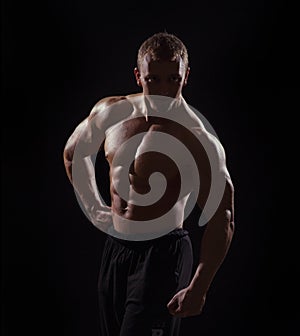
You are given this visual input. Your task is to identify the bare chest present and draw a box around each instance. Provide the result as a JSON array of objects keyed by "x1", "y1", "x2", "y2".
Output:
[{"x1": 104, "y1": 117, "x2": 183, "y2": 162}]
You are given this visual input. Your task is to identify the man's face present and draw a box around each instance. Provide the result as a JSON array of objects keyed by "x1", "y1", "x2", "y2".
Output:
[{"x1": 134, "y1": 54, "x2": 189, "y2": 98}]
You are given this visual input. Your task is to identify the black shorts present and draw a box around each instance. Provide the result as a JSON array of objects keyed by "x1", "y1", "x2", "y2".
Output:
[{"x1": 97, "y1": 228, "x2": 193, "y2": 336}]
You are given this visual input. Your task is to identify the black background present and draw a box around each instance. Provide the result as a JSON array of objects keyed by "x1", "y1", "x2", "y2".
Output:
[{"x1": 2, "y1": 0, "x2": 299, "y2": 335}]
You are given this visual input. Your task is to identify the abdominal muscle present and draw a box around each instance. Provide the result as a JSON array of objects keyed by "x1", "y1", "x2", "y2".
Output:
[
  {"x1": 109, "y1": 169, "x2": 190, "y2": 236},
  {"x1": 111, "y1": 193, "x2": 188, "y2": 236}
]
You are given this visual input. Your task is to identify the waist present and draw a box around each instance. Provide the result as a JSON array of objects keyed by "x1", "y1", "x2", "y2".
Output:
[
  {"x1": 107, "y1": 227, "x2": 189, "y2": 247},
  {"x1": 111, "y1": 206, "x2": 185, "y2": 240}
]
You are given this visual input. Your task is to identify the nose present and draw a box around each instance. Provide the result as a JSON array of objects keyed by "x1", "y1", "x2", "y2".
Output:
[{"x1": 157, "y1": 82, "x2": 170, "y2": 96}]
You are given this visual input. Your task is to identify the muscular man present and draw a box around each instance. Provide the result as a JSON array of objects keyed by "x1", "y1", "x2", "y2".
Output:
[{"x1": 63, "y1": 32, "x2": 235, "y2": 336}]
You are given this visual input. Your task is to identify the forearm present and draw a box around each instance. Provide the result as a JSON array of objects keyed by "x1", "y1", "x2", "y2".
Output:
[
  {"x1": 63, "y1": 117, "x2": 90, "y2": 184},
  {"x1": 189, "y1": 210, "x2": 234, "y2": 295},
  {"x1": 72, "y1": 156, "x2": 100, "y2": 205},
  {"x1": 71, "y1": 155, "x2": 112, "y2": 230}
]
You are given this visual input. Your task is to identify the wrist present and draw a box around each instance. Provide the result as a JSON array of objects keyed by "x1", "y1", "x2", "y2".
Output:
[
  {"x1": 188, "y1": 277, "x2": 208, "y2": 296},
  {"x1": 188, "y1": 264, "x2": 214, "y2": 295}
]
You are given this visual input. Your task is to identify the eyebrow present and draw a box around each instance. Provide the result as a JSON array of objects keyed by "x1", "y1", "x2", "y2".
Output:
[{"x1": 145, "y1": 73, "x2": 182, "y2": 77}]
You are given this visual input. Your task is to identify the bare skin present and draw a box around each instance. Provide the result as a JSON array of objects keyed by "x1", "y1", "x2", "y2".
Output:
[{"x1": 63, "y1": 55, "x2": 235, "y2": 318}]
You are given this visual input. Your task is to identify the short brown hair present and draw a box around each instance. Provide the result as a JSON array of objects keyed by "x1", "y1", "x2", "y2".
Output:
[{"x1": 137, "y1": 32, "x2": 189, "y2": 71}]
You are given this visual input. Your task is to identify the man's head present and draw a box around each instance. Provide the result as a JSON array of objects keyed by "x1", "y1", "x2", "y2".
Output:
[{"x1": 134, "y1": 32, "x2": 190, "y2": 98}]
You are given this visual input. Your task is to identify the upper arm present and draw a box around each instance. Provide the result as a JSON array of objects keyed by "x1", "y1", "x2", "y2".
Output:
[
  {"x1": 63, "y1": 96, "x2": 129, "y2": 181},
  {"x1": 63, "y1": 96, "x2": 127, "y2": 162},
  {"x1": 190, "y1": 128, "x2": 234, "y2": 223}
]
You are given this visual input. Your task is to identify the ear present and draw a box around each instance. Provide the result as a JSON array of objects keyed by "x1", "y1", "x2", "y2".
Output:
[
  {"x1": 183, "y1": 67, "x2": 190, "y2": 86},
  {"x1": 134, "y1": 67, "x2": 142, "y2": 86}
]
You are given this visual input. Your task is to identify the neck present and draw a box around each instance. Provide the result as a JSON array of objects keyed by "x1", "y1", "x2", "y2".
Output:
[{"x1": 142, "y1": 94, "x2": 184, "y2": 121}]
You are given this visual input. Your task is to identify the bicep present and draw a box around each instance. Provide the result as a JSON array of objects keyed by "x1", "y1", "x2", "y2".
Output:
[
  {"x1": 72, "y1": 116, "x2": 106, "y2": 160},
  {"x1": 64, "y1": 95, "x2": 132, "y2": 171},
  {"x1": 64, "y1": 99, "x2": 111, "y2": 162},
  {"x1": 74, "y1": 95, "x2": 130, "y2": 157},
  {"x1": 64, "y1": 118, "x2": 88, "y2": 157},
  {"x1": 191, "y1": 130, "x2": 233, "y2": 213}
]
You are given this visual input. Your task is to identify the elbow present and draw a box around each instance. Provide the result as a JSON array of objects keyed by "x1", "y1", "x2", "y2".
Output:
[
  {"x1": 225, "y1": 209, "x2": 234, "y2": 233},
  {"x1": 63, "y1": 145, "x2": 73, "y2": 163},
  {"x1": 228, "y1": 219, "x2": 235, "y2": 237},
  {"x1": 63, "y1": 148, "x2": 73, "y2": 183}
]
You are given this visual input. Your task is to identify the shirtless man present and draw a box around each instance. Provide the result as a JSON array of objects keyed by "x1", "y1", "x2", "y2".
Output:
[{"x1": 63, "y1": 32, "x2": 235, "y2": 336}]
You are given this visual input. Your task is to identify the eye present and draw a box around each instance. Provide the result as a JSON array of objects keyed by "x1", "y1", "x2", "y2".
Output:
[
  {"x1": 145, "y1": 76, "x2": 157, "y2": 83},
  {"x1": 170, "y1": 75, "x2": 182, "y2": 82}
]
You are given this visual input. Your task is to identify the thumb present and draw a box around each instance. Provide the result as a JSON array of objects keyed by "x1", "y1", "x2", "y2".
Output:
[{"x1": 167, "y1": 295, "x2": 179, "y2": 313}]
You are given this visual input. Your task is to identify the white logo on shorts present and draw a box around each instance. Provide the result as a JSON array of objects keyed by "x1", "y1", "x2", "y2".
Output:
[{"x1": 152, "y1": 328, "x2": 164, "y2": 336}]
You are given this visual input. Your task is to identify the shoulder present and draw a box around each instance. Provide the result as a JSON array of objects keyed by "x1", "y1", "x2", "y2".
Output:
[
  {"x1": 191, "y1": 126, "x2": 227, "y2": 168},
  {"x1": 87, "y1": 93, "x2": 141, "y2": 126},
  {"x1": 88, "y1": 95, "x2": 130, "y2": 119},
  {"x1": 203, "y1": 130, "x2": 225, "y2": 160}
]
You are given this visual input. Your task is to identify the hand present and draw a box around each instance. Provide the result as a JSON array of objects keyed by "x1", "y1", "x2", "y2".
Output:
[
  {"x1": 89, "y1": 205, "x2": 113, "y2": 232},
  {"x1": 167, "y1": 287, "x2": 206, "y2": 318}
]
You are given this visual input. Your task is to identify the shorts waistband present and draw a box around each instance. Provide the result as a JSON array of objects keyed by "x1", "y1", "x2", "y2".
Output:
[{"x1": 107, "y1": 227, "x2": 189, "y2": 248}]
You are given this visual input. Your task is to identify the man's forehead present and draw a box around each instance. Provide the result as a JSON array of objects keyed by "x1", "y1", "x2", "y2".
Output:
[{"x1": 141, "y1": 54, "x2": 185, "y2": 73}]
